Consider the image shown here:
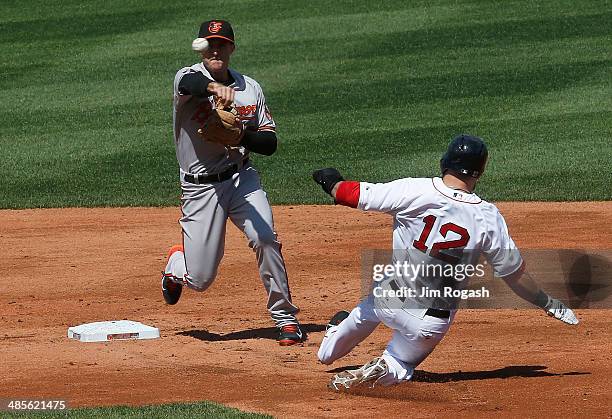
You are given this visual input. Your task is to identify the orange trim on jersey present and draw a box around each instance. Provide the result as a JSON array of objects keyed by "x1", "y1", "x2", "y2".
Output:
[
  {"x1": 431, "y1": 178, "x2": 482, "y2": 204},
  {"x1": 258, "y1": 127, "x2": 276, "y2": 132}
]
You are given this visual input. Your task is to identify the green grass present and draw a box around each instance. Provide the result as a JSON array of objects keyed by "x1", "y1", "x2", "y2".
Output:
[
  {"x1": 6, "y1": 401, "x2": 271, "y2": 418},
  {"x1": 1, "y1": 0, "x2": 610, "y2": 208}
]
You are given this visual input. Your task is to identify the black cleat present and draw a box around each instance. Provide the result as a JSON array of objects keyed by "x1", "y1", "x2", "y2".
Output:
[
  {"x1": 161, "y1": 245, "x2": 184, "y2": 305},
  {"x1": 278, "y1": 323, "x2": 305, "y2": 346},
  {"x1": 327, "y1": 310, "x2": 350, "y2": 330},
  {"x1": 161, "y1": 272, "x2": 183, "y2": 305}
]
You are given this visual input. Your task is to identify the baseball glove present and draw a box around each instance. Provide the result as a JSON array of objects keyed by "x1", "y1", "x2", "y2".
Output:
[{"x1": 198, "y1": 98, "x2": 243, "y2": 147}]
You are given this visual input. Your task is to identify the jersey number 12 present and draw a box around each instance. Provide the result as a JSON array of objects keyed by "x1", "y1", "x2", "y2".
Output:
[{"x1": 412, "y1": 214, "x2": 470, "y2": 264}]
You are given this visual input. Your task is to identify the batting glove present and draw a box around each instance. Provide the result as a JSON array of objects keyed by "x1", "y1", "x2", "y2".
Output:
[
  {"x1": 313, "y1": 168, "x2": 344, "y2": 196},
  {"x1": 544, "y1": 297, "x2": 579, "y2": 325}
]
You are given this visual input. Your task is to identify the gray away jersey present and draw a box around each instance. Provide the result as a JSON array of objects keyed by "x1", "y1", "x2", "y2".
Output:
[{"x1": 173, "y1": 63, "x2": 276, "y2": 175}]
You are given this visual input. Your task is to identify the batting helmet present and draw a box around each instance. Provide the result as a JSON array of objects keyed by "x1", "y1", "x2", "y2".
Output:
[{"x1": 440, "y1": 134, "x2": 488, "y2": 178}]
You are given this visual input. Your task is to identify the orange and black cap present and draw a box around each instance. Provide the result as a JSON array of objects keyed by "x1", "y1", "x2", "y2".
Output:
[{"x1": 198, "y1": 20, "x2": 235, "y2": 44}]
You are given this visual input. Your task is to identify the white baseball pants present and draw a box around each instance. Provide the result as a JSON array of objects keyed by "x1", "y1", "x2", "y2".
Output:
[
  {"x1": 165, "y1": 163, "x2": 299, "y2": 327},
  {"x1": 318, "y1": 294, "x2": 454, "y2": 385}
]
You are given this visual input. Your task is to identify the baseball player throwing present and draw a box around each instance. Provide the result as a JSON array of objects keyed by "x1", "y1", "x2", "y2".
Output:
[
  {"x1": 313, "y1": 134, "x2": 578, "y2": 389},
  {"x1": 162, "y1": 19, "x2": 304, "y2": 346}
]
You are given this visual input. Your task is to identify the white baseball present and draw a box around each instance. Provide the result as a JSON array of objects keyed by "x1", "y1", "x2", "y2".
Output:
[{"x1": 191, "y1": 38, "x2": 209, "y2": 52}]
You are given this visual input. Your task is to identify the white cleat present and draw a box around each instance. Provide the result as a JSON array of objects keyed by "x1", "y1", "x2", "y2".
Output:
[
  {"x1": 329, "y1": 357, "x2": 388, "y2": 391},
  {"x1": 544, "y1": 298, "x2": 579, "y2": 325}
]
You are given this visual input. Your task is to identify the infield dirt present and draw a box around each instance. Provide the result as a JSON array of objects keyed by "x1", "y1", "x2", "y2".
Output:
[{"x1": 1, "y1": 203, "x2": 610, "y2": 418}]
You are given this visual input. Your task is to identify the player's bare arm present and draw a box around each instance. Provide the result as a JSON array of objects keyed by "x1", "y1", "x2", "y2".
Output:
[
  {"x1": 330, "y1": 181, "x2": 342, "y2": 198},
  {"x1": 502, "y1": 265, "x2": 579, "y2": 325}
]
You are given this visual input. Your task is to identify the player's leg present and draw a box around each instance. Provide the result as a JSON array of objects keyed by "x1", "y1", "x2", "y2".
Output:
[
  {"x1": 318, "y1": 295, "x2": 381, "y2": 365},
  {"x1": 228, "y1": 166, "x2": 299, "y2": 328},
  {"x1": 164, "y1": 182, "x2": 229, "y2": 293},
  {"x1": 328, "y1": 309, "x2": 454, "y2": 390},
  {"x1": 377, "y1": 310, "x2": 455, "y2": 385}
]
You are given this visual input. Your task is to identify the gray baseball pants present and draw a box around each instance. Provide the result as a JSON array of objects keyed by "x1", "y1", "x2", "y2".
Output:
[{"x1": 165, "y1": 163, "x2": 299, "y2": 327}]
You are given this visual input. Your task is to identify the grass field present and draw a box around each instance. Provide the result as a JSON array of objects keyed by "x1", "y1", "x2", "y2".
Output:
[
  {"x1": 6, "y1": 401, "x2": 270, "y2": 418},
  {"x1": 1, "y1": 0, "x2": 611, "y2": 208}
]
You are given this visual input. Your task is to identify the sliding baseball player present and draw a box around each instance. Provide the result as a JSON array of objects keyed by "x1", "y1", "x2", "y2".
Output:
[{"x1": 313, "y1": 134, "x2": 578, "y2": 390}]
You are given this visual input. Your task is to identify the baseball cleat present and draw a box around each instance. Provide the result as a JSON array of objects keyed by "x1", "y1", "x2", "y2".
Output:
[
  {"x1": 277, "y1": 323, "x2": 305, "y2": 346},
  {"x1": 328, "y1": 357, "x2": 389, "y2": 391},
  {"x1": 161, "y1": 245, "x2": 184, "y2": 305},
  {"x1": 327, "y1": 310, "x2": 350, "y2": 330}
]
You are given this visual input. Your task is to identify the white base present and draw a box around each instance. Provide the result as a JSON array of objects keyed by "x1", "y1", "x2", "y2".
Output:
[{"x1": 67, "y1": 320, "x2": 160, "y2": 342}]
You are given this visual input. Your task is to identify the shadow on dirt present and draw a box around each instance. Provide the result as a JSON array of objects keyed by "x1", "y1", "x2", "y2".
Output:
[
  {"x1": 177, "y1": 323, "x2": 326, "y2": 341},
  {"x1": 412, "y1": 365, "x2": 589, "y2": 382},
  {"x1": 323, "y1": 365, "x2": 591, "y2": 400},
  {"x1": 325, "y1": 364, "x2": 589, "y2": 382}
]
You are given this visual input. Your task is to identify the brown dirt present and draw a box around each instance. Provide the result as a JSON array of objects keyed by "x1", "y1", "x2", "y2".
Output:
[{"x1": 1, "y1": 203, "x2": 611, "y2": 418}]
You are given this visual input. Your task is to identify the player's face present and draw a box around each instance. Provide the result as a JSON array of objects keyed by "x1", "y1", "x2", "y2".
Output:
[{"x1": 201, "y1": 39, "x2": 235, "y2": 73}]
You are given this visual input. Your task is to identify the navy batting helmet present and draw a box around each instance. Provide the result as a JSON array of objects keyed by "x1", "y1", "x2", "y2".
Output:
[{"x1": 440, "y1": 134, "x2": 488, "y2": 178}]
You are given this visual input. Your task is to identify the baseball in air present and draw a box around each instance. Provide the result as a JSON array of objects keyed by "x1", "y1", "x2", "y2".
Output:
[{"x1": 192, "y1": 37, "x2": 209, "y2": 52}]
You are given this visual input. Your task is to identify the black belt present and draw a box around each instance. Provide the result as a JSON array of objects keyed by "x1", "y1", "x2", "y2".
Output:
[
  {"x1": 425, "y1": 308, "x2": 451, "y2": 319},
  {"x1": 184, "y1": 162, "x2": 244, "y2": 184},
  {"x1": 388, "y1": 280, "x2": 451, "y2": 319}
]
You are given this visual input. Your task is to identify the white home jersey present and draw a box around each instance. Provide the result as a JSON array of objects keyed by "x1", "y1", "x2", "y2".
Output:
[
  {"x1": 172, "y1": 63, "x2": 275, "y2": 175},
  {"x1": 358, "y1": 177, "x2": 523, "y2": 280},
  {"x1": 319, "y1": 174, "x2": 576, "y2": 389}
]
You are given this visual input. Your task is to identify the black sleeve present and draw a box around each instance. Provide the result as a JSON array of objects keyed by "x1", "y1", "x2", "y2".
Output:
[
  {"x1": 240, "y1": 130, "x2": 278, "y2": 156},
  {"x1": 178, "y1": 72, "x2": 213, "y2": 96}
]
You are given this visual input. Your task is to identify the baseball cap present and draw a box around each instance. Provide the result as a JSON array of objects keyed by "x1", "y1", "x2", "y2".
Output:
[{"x1": 197, "y1": 20, "x2": 235, "y2": 43}]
